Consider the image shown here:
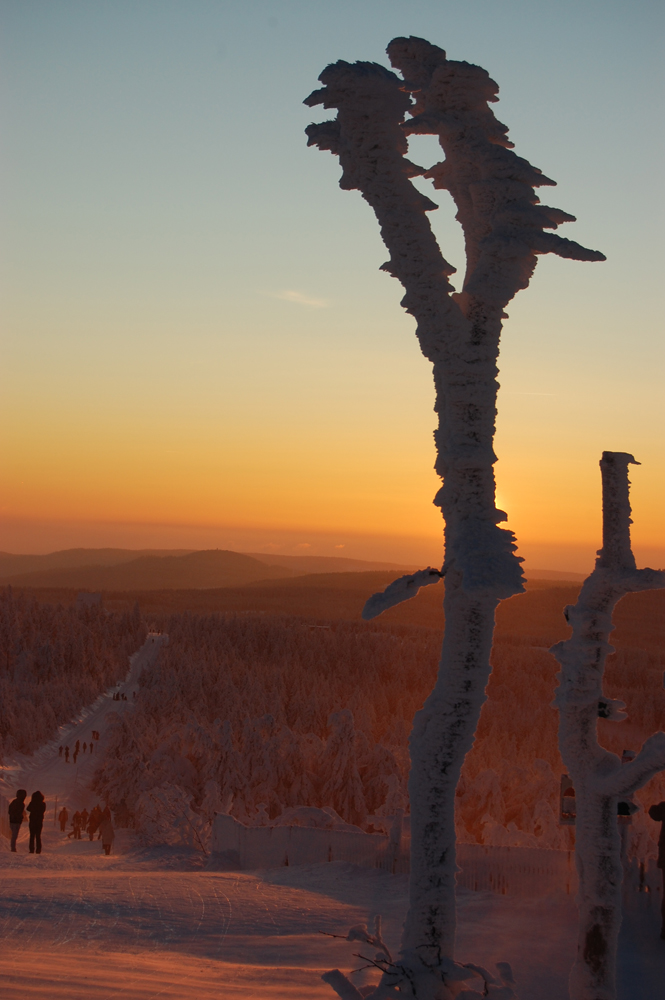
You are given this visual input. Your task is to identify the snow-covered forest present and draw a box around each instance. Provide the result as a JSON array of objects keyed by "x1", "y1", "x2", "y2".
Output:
[
  {"x1": 93, "y1": 609, "x2": 664, "y2": 859},
  {"x1": 0, "y1": 588, "x2": 146, "y2": 759}
]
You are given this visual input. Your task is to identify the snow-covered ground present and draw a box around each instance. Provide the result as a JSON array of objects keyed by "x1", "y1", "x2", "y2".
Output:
[
  {"x1": 1, "y1": 635, "x2": 662, "y2": 999},
  {"x1": 0, "y1": 835, "x2": 579, "y2": 1000}
]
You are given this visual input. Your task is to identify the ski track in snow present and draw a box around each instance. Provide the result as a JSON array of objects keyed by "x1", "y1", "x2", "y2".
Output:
[
  {"x1": 1, "y1": 635, "x2": 662, "y2": 998},
  {"x1": 0, "y1": 635, "x2": 167, "y2": 809}
]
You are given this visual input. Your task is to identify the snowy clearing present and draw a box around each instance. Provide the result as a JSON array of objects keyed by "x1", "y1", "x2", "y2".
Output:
[
  {"x1": 1, "y1": 835, "x2": 662, "y2": 999},
  {"x1": 1, "y1": 830, "x2": 578, "y2": 1000}
]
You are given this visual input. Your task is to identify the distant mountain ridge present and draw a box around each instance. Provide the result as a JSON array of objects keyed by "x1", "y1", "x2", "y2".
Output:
[
  {"x1": 0, "y1": 547, "x2": 413, "y2": 591},
  {"x1": 243, "y1": 552, "x2": 415, "y2": 575},
  {"x1": 0, "y1": 548, "x2": 196, "y2": 580},
  {"x1": 0, "y1": 546, "x2": 587, "y2": 591},
  {"x1": 2, "y1": 550, "x2": 293, "y2": 591}
]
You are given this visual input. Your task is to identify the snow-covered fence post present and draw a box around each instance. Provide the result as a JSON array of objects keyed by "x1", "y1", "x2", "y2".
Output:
[
  {"x1": 305, "y1": 36, "x2": 604, "y2": 997},
  {"x1": 551, "y1": 452, "x2": 665, "y2": 1000}
]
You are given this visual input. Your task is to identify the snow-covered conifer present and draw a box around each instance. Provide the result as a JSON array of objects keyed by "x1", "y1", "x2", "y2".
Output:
[{"x1": 320, "y1": 710, "x2": 368, "y2": 826}]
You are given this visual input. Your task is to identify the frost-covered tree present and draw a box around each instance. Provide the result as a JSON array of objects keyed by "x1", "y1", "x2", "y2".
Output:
[
  {"x1": 320, "y1": 710, "x2": 368, "y2": 826},
  {"x1": 551, "y1": 453, "x2": 665, "y2": 1000},
  {"x1": 305, "y1": 35, "x2": 604, "y2": 997},
  {"x1": 92, "y1": 614, "x2": 414, "y2": 840}
]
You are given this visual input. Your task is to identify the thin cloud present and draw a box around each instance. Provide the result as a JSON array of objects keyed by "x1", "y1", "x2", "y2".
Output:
[{"x1": 270, "y1": 289, "x2": 331, "y2": 308}]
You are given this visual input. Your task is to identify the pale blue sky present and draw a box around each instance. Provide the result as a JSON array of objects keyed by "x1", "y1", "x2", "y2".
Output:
[{"x1": 2, "y1": 1, "x2": 664, "y2": 569}]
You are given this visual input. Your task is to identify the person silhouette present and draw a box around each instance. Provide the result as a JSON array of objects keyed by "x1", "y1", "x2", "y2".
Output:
[
  {"x1": 99, "y1": 808, "x2": 115, "y2": 856},
  {"x1": 27, "y1": 791, "x2": 46, "y2": 854},
  {"x1": 68, "y1": 811, "x2": 82, "y2": 840},
  {"x1": 64, "y1": 746, "x2": 70, "y2": 763},
  {"x1": 8, "y1": 789, "x2": 27, "y2": 852}
]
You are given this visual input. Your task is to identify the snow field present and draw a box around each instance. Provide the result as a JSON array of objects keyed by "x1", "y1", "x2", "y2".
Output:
[
  {"x1": 0, "y1": 825, "x2": 581, "y2": 1000},
  {"x1": 2, "y1": 829, "x2": 663, "y2": 1000}
]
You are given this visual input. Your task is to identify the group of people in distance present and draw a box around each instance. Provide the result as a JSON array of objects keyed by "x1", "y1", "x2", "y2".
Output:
[
  {"x1": 58, "y1": 804, "x2": 115, "y2": 854},
  {"x1": 8, "y1": 791, "x2": 115, "y2": 856},
  {"x1": 8, "y1": 790, "x2": 46, "y2": 853},
  {"x1": 58, "y1": 737, "x2": 94, "y2": 764}
]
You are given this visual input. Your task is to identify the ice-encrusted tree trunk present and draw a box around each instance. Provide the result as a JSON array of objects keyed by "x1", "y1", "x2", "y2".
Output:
[
  {"x1": 306, "y1": 37, "x2": 604, "y2": 998},
  {"x1": 551, "y1": 453, "x2": 665, "y2": 1000}
]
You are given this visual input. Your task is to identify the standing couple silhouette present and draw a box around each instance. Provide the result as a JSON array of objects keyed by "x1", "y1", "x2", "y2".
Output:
[{"x1": 8, "y1": 789, "x2": 46, "y2": 853}]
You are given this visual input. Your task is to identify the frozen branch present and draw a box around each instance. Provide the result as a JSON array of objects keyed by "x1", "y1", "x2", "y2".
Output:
[
  {"x1": 321, "y1": 917, "x2": 393, "y2": 964},
  {"x1": 362, "y1": 569, "x2": 443, "y2": 620},
  {"x1": 321, "y1": 970, "x2": 364, "y2": 1000},
  {"x1": 602, "y1": 732, "x2": 665, "y2": 798}
]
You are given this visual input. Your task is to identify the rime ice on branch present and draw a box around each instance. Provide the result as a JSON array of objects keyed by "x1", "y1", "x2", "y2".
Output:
[
  {"x1": 305, "y1": 36, "x2": 604, "y2": 999},
  {"x1": 551, "y1": 453, "x2": 665, "y2": 1000},
  {"x1": 362, "y1": 568, "x2": 442, "y2": 621}
]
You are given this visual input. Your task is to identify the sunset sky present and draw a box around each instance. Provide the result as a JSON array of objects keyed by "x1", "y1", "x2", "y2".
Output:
[{"x1": 2, "y1": 0, "x2": 663, "y2": 572}]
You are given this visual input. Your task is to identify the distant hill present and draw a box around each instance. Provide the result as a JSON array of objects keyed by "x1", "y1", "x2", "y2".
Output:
[
  {"x1": 0, "y1": 545, "x2": 592, "y2": 594},
  {"x1": 4, "y1": 550, "x2": 296, "y2": 591},
  {"x1": 0, "y1": 547, "x2": 195, "y2": 580},
  {"x1": 245, "y1": 552, "x2": 415, "y2": 574},
  {"x1": 0, "y1": 547, "x2": 414, "y2": 591}
]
